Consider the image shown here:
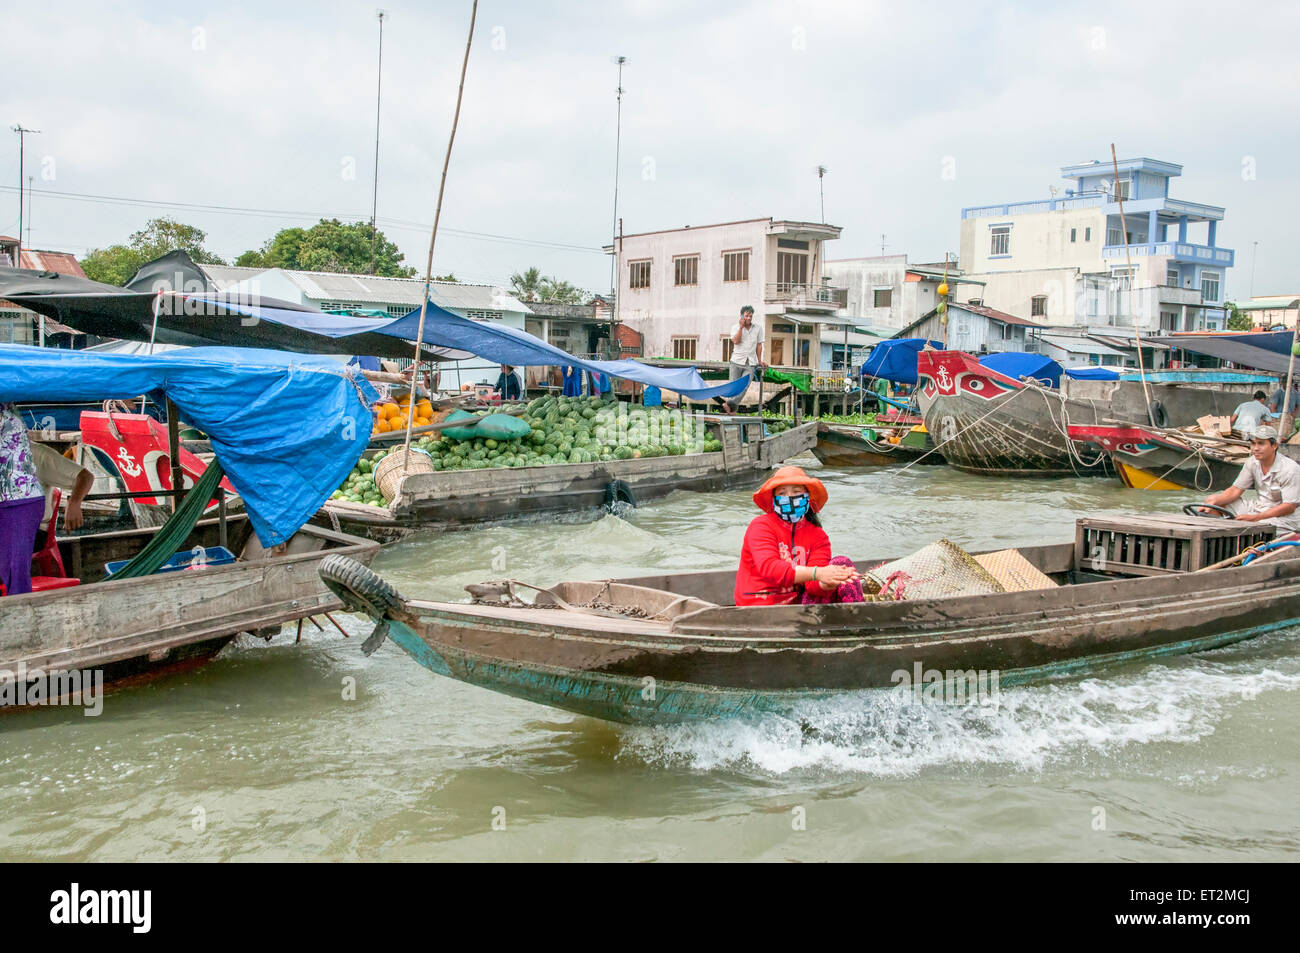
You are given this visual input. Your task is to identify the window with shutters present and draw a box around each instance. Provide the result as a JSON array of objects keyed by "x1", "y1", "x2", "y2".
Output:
[
  {"x1": 672, "y1": 336, "x2": 697, "y2": 360},
  {"x1": 673, "y1": 255, "x2": 699, "y2": 286},
  {"x1": 776, "y1": 252, "x2": 808, "y2": 290},
  {"x1": 720, "y1": 336, "x2": 734, "y2": 362},
  {"x1": 990, "y1": 226, "x2": 1010, "y2": 256},
  {"x1": 1031, "y1": 295, "x2": 1047, "y2": 317},
  {"x1": 873, "y1": 288, "x2": 892, "y2": 308},
  {"x1": 629, "y1": 260, "x2": 651, "y2": 289},
  {"x1": 722, "y1": 250, "x2": 750, "y2": 282}
]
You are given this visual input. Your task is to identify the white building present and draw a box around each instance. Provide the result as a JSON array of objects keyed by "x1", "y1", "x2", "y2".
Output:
[
  {"x1": 895, "y1": 303, "x2": 1045, "y2": 355},
  {"x1": 824, "y1": 254, "x2": 984, "y2": 331},
  {"x1": 606, "y1": 218, "x2": 851, "y2": 370},
  {"x1": 200, "y1": 264, "x2": 532, "y2": 389},
  {"x1": 958, "y1": 157, "x2": 1232, "y2": 334}
]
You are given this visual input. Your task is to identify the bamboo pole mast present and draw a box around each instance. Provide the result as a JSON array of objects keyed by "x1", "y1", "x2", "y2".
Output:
[
  {"x1": 1110, "y1": 144, "x2": 1155, "y2": 426},
  {"x1": 402, "y1": 0, "x2": 478, "y2": 471}
]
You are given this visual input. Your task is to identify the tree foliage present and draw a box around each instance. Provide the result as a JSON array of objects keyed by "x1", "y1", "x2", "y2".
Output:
[
  {"x1": 1225, "y1": 303, "x2": 1253, "y2": 331},
  {"x1": 80, "y1": 218, "x2": 227, "y2": 286},
  {"x1": 237, "y1": 219, "x2": 415, "y2": 277},
  {"x1": 510, "y1": 266, "x2": 587, "y2": 304}
]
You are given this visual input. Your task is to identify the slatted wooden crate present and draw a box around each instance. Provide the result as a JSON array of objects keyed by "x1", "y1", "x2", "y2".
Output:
[{"x1": 1074, "y1": 514, "x2": 1275, "y2": 576}]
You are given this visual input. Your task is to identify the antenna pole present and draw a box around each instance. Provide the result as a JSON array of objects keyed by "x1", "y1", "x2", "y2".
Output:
[{"x1": 369, "y1": 10, "x2": 386, "y2": 275}]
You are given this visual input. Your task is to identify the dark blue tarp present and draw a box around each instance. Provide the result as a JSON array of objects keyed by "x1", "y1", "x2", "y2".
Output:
[
  {"x1": 1147, "y1": 331, "x2": 1295, "y2": 374},
  {"x1": 208, "y1": 297, "x2": 749, "y2": 401},
  {"x1": 1063, "y1": 366, "x2": 1121, "y2": 381},
  {"x1": 979, "y1": 352, "x2": 1062, "y2": 388},
  {"x1": 858, "y1": 339, "x2": 943, "y2": 385},
  {"x1": 0, "y1": 345, "x2": 376, "y2": 547}
]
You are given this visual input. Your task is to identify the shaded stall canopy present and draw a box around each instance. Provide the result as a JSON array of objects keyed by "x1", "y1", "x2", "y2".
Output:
[
  {"x1": 0, "y1": 344, "x2": 376, "y2": 547},
  {"x1": 858, "y1": 338, "x2": 944, "y2": 384},
  {"x1": 0, "y1": 251, "x2": 748, "y2": 401},
  {"x1": 1147, "y1": 330, "x2": 1296, "y2": 375},
  {"x1": 0, "y1": 250, "x2": 464, "y2": 359}
]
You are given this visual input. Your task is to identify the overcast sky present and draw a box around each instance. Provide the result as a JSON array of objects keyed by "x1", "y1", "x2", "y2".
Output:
[{"x1": 3, "y1": 0, "x2": 1296, "y2": 297}]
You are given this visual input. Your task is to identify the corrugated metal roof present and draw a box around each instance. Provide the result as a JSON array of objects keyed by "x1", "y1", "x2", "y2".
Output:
[
  {"x1": 957, "y1": 303, "x2": 1045, "y2": 328},
  {"x1": 1039, "y1": 334, "x2": 1128, "y2": 357},
  {"x1": 12, "y1": 248, "x2": 86, "y2": 276},
  {"x1": 197, "y1": 264, "x2": 531, "y2": 314}
]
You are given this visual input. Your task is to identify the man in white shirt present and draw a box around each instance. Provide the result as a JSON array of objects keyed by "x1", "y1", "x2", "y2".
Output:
[
  {"x1": 1230, "y1": 390, "x2": 1274, "y2": 436},
  {"x1": 1201, "y1": 425, "x2": 1300, "y2": 534},
  {"x1": 726, "y1": 305, "x2": 764, "y2": 413}
]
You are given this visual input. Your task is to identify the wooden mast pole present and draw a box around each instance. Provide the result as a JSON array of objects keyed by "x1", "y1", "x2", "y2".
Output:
[
  {"x1": 1110, "y1": 144, "x2": 1155, "y2": 426},
  {"x1": 401, "y1": 0, "x2": 478, "y2": 471}
]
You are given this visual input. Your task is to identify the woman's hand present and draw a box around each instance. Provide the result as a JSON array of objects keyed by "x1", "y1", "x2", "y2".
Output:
[{"x1": 813, "y1": 563, "x2": 859, "y2": 589}]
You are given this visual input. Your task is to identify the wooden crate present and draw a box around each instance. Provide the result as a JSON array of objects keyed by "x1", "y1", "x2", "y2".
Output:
[{"x1": 1074, "y1": 514, "x2": 1275, "y2": 576}]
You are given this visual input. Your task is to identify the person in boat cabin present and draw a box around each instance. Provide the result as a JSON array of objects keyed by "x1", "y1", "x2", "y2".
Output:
[
  {"x1": 495, "y1": 364, "x2": 523, "y2": 401},
  {"x1": 30, "y1": 442, "x2": 94, "y2": 535},
  {"x1": 1268, "y1": 380, "x2": 1300, "y2": 417},
  {"x1": 1200, "y1": 425, "x2": 1300, "y2": 534},
  {"x1": 0, "y1": 403, "x2": 45, "y2": 596},
  {"x1": 735, "y1": 466, "x2": 864, "y2": 606},
  {"x1": 1230, "y1": 390, "x2": 1275, "y2": 436}
]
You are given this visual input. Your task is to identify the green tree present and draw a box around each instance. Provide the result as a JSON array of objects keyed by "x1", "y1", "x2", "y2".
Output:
[
  {"x1": 81, "y1": 217, "x2": 227, "y2": 286},
  {"x1": 1225, "y1": 302, "x2": 1252, "y2": 331},
  {"x1": 539, "y1": 277, "x2": 585, "y2": 304},
  {"x1": 236, "y1": 220, "x2": 415, "y2": 277},
  {"x1": 509, "y1": 266, "x2": 544, "y2": 301}
]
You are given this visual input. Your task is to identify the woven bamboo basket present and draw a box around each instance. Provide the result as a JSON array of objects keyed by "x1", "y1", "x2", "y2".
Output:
[{"x1": 374, "y1": 447, "x2": 435, "y2": 503}]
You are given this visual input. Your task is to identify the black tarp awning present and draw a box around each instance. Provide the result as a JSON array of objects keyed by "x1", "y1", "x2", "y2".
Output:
[{"x1": 1147, "y1": 331, "x2": 1295, "y2": 374}]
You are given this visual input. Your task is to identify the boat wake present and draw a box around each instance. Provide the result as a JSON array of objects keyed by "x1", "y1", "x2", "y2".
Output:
[{"x1": 618, "y1": 633, "x2": 1300, "y2": 777}]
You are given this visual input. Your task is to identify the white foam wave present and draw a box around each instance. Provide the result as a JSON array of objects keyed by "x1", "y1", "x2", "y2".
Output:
[{"x1": 619, "y1": 648, "x2": 1300, "y2": 777}]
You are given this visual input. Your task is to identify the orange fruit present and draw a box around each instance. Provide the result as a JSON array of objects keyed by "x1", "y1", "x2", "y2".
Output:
[{"x1": 375, "y1": 418, "x2": 390, "y2": 433}]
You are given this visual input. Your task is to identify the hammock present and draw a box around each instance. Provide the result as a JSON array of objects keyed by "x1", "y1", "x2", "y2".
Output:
[{"x1": 110, "y1": 461, "x2": 227, "y2": 579}]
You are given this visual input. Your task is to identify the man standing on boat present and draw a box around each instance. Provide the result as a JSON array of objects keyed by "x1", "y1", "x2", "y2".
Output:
[
  {"x1": 725, "y1": 305, "x2": 764, "y2": 414},
  {"x1": 1200, "y1": 425, "x2": 1300, "y2": 534},
  {"x1": 1230, "y1": 390, "x2": 1275, "y2": 437}
]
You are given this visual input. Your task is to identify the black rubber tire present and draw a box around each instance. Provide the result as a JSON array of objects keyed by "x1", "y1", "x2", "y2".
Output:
[
  {"x1": 318, "y1": 554, "x2": 405, "y2": 617},
  {"x1": 1149, "y1": 398, "x2": 1169, "y2": 429},
  {"x1": 604, "y1": 479, "x2": 637, "y2": 508}
]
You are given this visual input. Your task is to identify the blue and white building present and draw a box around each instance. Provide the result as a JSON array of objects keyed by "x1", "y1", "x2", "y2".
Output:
[{"x1": 958, "y1": 157, "x2": 1232, "y2": 337}]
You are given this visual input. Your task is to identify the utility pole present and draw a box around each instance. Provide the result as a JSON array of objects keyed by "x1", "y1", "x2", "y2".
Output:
[
  {"x1": 1250, "y1": 240, "x2": 1259, "y2": 299},
  {"x1": 608, "y1": 55, "x2": 627, "y2": 358},
  {"x1": 369, "y1": 9, "x2": 387, "y2": 275},
  {"x1": 25, "y1": 176, "x2": 33, "y2": 248},
  {"x1": 816, "y1": 165, "x2": 827, "y2": 223},
  {"x1": 11, "y1": 123, "x2": 41, "y2": 263}
]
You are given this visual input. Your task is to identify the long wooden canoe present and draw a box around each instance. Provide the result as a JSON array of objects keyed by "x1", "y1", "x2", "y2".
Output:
[
  {"x1": 1, "y1": 516, "x2": 377, "y2": 712},
  {"x1": 318, "y1": 518, "x2": 1300, "y2": 724},
  {"x1": 811, "y1": 421, "x2": 942, "y2": 468},
  {"x1": 318, "y1": 418, "x2": 818, "y2": 541}
]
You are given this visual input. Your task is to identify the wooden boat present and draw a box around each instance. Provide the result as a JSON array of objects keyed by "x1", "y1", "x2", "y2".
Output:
[
  {"x1": 1067, "y1": 423, "x2": 1300, "y2": 491},
  {"x1": 916, "y1": 350, "x2": 1108, "y2": 476},
  {"x1": 318, "y1": 417, "x2": 818, "y2": 542},
  {"x1": 917, "y1": 351, "x2": 1276, "y2": 479},
  {"x1": 318, "y1": 514, "x2": 1300, "y2": 724},
  {"x1": 1, "y1": 513, "x2": 377, "y2": 709},
  {"x1": 812, "y1": 421, "x2": 943, "y2": 468}
]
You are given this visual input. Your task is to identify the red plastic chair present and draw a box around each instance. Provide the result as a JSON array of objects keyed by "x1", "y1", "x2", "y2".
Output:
[{"x1": 32, "y1": 487, "x2": 67, "y2": 578}]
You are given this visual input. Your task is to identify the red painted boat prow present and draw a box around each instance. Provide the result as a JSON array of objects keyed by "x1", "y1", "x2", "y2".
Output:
[
  {"x1": 915, "y1": 349, "x2": 1110, "y2": 477},
  {"x1": 79, "y1": 411, "x2": 236, "y2": 509}
]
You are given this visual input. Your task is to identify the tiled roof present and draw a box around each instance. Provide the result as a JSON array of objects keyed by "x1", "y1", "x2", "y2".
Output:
[{"x1": 956, "y1": 303, "x2": 1045, "y2": 328}]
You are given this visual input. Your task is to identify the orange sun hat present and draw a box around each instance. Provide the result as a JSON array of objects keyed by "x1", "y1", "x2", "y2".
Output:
[{"x1": 752, "y1": 465, "x2": 828, "y2": 513}]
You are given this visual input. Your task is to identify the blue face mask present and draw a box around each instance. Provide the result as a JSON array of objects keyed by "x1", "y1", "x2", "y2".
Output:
[{"x1": 773, "y1": 493, "x2": 810, "y2": 523}]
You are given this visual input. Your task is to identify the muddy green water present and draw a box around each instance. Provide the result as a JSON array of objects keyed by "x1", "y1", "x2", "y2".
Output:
[{"x1": 3, "y1": 460, "x2": 1298, "y2": 861}]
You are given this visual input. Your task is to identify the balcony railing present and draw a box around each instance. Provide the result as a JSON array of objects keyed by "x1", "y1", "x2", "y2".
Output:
[
  {"x1": 1101, "y1": 241, "x2": 1234, "y2": 266},
  {"x1": 764, "y1": 283, "x2": 847, "y2": 308}
]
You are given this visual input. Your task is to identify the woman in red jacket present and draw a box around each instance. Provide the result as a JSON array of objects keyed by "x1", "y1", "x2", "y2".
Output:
[{"x1": 734, "y1": 466, "x2": 863, "y2": 606}]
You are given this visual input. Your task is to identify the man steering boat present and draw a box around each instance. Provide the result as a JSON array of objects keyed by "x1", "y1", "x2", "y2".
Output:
[{"x1": 1199, "y1": 425, "x2": 1300, "y2": 534}]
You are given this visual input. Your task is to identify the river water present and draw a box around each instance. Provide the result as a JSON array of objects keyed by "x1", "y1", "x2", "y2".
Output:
[{"x1": 3, "y1": 458, "x2": 1298, "y2": 861}]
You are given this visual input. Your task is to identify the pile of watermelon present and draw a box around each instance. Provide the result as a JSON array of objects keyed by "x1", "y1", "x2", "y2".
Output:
[
  {"x1": 331, "y1": 451, "x2": 389, "y2": 506},
  {"x1": 407, "y1": 395, "x2": 724, "y2": 472}
]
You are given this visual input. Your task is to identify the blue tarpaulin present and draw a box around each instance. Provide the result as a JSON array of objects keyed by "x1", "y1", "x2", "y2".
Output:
[
  {"x1": 0, "y1": 345, "x2": 377, "y2": 547},
  {"x1": 204, "y1": 296, "x2": 749, "y2": 401},
  {"x1": 1063, "y1": 366, "x2": 1121, "y2": 381},
  {"x1": 979, "y1": 352, "x2": 1062, "y2": 388},
  {"x1": 858, "y1": 339, "x2": 943, "y2": 385}
]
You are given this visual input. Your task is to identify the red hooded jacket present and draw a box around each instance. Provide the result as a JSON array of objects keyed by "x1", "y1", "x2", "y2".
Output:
[{"x1": 735, "y1": 511, "x2": 832, "y2": 606}]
